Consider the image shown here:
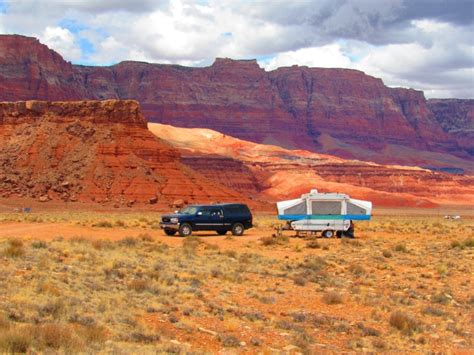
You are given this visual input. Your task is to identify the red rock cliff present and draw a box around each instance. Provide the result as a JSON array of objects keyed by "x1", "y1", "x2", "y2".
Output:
[{"x1": 0, "y1": 35, "x2": 471, "y2": 169}]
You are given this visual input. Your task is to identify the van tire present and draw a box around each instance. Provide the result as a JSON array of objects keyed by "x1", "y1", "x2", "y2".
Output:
[
  {"x1": 322, "y1": 230, "x2": 334, "y2": 238},
  {"x1": 164, "y1": 229, "x2": 177, "y2": 236},
  {"x1": 179, "y1": 223, "x2": 192, "y2": 237},
  {"x1": 231, "y1": 223, "x2": 244, "y2": 236}
]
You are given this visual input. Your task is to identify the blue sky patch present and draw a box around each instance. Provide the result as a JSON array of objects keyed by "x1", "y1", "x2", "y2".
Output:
[
  {"x1": 0, "y1": 0, "x2": 9, "y2": 13},
  {"x1": 58, "y1": 18, "x2": 87, "y2": 34}
]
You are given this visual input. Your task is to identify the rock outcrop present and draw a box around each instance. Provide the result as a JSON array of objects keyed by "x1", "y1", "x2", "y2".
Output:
[
  {"x1": 0, "y1": 35, "x2": 472, "y2": 172},
  {"x1": 0, "y1": 99, "x2": 243, "y2": 205}
]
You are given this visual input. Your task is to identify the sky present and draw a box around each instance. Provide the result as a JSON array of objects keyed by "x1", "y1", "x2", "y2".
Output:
[{"x1": 0, "y1": 0, "x2": 473, "y2": 98}]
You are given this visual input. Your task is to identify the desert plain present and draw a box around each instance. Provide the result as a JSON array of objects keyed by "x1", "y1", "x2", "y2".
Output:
[{"x1": 0, "y1": 201, "x2": 472, "y2": 353}]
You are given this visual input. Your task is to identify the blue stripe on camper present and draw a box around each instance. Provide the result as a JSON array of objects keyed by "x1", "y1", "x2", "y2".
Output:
[{"x1": 278, "y1": 214, "x2": 371, "y2": 221}]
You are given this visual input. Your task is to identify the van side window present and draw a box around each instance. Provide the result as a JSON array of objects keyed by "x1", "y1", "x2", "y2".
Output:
[
  {"x1": 210, "y1": 209, "x2": 222, "y2": 217},
  {"x1": 198, "y1": 208, "x2": 211, "y2": 217}
]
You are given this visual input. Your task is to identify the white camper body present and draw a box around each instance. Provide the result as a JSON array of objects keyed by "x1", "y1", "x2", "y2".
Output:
[{"x1": 277, "y1": 189, "x2": 372, "y2": 235}]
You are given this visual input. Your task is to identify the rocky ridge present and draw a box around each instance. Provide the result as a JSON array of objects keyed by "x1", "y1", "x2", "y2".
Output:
[{"x1": 0, "y1": 35, "x2": 472, "y2": 172}]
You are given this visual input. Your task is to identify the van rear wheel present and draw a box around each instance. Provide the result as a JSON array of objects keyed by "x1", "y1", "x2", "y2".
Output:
[
  {"x1": 179, "y1": 223, "x2": 192, "y2": 237},
  {"x1": 231, "y1": 223, "x2": 244, "y2": 236},
  {"x1": 322, "y1": 230, "x2": 334, "y2": 238}
]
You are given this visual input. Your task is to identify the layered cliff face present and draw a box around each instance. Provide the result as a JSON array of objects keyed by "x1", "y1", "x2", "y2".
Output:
[
  {"x1": 0, "y1": 35, "x2": 472, "y2": 171},
  {"x1": 149, "y1": 123, "x2": 474, "y2": 207},
  {"x1": 0, "y1": 100, "x2": 243, "y2": 204},
  {"x1": 428, "y1": 99, "x2": 474, "y2": 156}
]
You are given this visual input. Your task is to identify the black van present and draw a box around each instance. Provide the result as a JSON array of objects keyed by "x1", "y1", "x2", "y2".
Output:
[{"x1": 160, "y1": 203, "x2": 253, "y2": 237}]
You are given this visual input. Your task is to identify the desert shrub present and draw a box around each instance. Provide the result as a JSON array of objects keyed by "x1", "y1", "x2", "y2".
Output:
[
  {"x1": 302, "y1": 256, "x2": 326, "y2": 272},
  {"x1": 291, "y1": 313, "x2": 306, "y2": 323},
  {"x1": 114, "y1": 220, "x2": 126, "y2": 227},
  {"x1": 91, "y1": 239, "x2": 114, "y2": 250},
  {"x1": 306, "y1": 240, "x2": 321, "y2": 249},
  {"x1": 3, "y1": 239, "x2": 25, "y2": 258},
  {"x1": 38, "y1": 299, "x2": 67, "y2": 320},
  {"x1": 182, "y1": 236, "x2": 202, "y2": 253},
  {"x1": 431, "y1": 293, "x2": 450, "y2": 304},
  {"x1": 0, "y1": 328, "x2": 32, "y2": 353},
  {"x1": 422, "y1": 306, "x2": 446, "y2": 317},
  {"x1": 219, "y1": 334, "x2": 240, "y2": 347},
  {"x1": 128, "y1": 279, "x2": 149, "y2": 292},
  {"x1": 78, "y1": 324, "x2": 107, "y2": 344},
  {"x1": 389, "y1": 311, "x2": 420, "y2": 334},
  {"x1": 0, "y1": 315, "x2": 9, "y2": 330},
  {"x1": 138, "y1": 233, "x2": 153, "y2": 242},
  {"x1": 260, "y1": 235, "x2": 289, "y2": 246},
  {"x1": 31, "y1": 240, "x2": 47, "y2": 249},
  {"x1": 394, "y1": 244, "x2": 408, "y2": 253},
  {"x1": 37, "y1": 323, "x2": 82, "y2": 350},
  {"x1": 293, "y1": 275, "x2": 307, "y2": 286},
  {"x1": 463, "y1": 237, "x2": 474, "y2": 248},
  {"x1": 129, "y1": 331, "x2": 160, "y2": 343},
  {"x1": 293, "y1": 329, "x2": 314, "y2": 349},
  {"x1": 224, "y1": 250, "x2": 237, "y2": 258},
  {"x1": 382, "y1": 250, "x2": 392, "y2": 258},
  {"x1": 92, "y1": 221, "x2": 113, "y2": 228},
  {"x1": 372, "y1": 338, "x2": 386, "y2": 349},
  {"x1": 118, "y1": 237, "x2": 138, "y2": 247},
  {"x1": 322, "y1": 291, "x2": 343, "y2": 305},
  {"x1": 348, "y1": 264, "x2": 366, "y2": 276}
]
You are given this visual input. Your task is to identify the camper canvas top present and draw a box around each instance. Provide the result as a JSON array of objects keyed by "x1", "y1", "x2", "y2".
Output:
[{"x1": 276, "y1": 189, "x2": 372, "y2": 221}]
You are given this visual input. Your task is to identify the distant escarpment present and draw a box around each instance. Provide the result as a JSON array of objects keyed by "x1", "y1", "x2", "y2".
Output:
[
  {"x1": 427, "y1": 99, "x2": 474, "y2": 156},
  {"x1": 0, "y1": 35, "x2": 472, "y2": 171},
  {"x1": 0, "y1": 99, "x2": 242, "y2": 204}
]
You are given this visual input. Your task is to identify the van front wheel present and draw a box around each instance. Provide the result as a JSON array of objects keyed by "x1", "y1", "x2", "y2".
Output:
[
  {"x1": 322, "y1": 230, "x2": 334, "y2": 238},
  {"x1": 179, "y1": 223, "x2": 192, "y2": 237},
  {"x1": 231, "y1": 223, "x2": 244, "y2": 236}
]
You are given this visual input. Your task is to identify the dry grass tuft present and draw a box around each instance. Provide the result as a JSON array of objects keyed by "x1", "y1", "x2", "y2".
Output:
[
  {"x1": 3, "y1": 239, "x2": 25, "y2": 258},
  {"x1": 389, "y1": 311, "x2": 421, "y2": 335},
  {"x1": 322, "y1": 291, "x2": 343, "y2": 305}
]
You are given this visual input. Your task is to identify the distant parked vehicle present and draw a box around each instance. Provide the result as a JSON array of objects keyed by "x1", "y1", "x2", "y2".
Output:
[{"x1": 160, "y1": 203, "x2": 253, "y2": 237}]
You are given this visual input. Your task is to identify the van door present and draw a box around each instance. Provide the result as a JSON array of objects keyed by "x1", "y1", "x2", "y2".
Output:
[{"x1": 195, "y1": 207, "x2": 224, "y2": 231}]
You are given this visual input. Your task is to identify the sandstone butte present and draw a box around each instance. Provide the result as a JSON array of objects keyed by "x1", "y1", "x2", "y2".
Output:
[
  {"x1": 0, "y1": 100, "x2": 248, "y2": 206},
  {"x1": 1, "y1": 34, "x2": 473, "y2": 173}
]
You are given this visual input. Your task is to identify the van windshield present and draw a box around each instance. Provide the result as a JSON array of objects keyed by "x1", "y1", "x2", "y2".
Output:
[{"x1": 179, "y1": 207, "x2": 198, "y2": 215}]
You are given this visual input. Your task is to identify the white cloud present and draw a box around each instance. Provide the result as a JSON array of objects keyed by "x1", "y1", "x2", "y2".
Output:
[
  {"x1": 39, "y1": 26, "x2": 82, "y2": 62},
  {"x1": 0, "y1": 0, "x2": 472, "y2": 98},
  {"x1": 261, "y1": 44, "x2": 353, "y2": 71}
]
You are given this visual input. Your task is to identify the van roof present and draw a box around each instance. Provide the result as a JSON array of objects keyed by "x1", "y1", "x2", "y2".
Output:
[{"x1": 188, "y1": 203, "x2": 247, "y2": 208}]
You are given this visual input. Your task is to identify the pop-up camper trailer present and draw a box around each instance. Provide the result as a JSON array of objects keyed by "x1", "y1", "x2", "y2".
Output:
[{"x1": 277, "y1": 189, "x2": 372, "y2": 237}]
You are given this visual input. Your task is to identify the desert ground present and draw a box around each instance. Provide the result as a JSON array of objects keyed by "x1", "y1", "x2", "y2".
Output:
[{"x1": 0, "y1": 203, "x2": 472, "y2": 353}]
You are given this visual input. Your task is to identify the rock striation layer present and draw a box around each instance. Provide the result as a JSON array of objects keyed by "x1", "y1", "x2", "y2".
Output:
[
  {"x1": 0, "y1": 99, "x2": 242, "y2": 204},
  {"x1": 149, "y1": 123, "x2": 474, "y2": 207},
  {"x1": 0, "y1": 35, "x2": 472, "y2": 172}
]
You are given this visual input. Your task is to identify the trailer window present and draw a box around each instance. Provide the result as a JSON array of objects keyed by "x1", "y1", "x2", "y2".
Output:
[
  {"x1": 311, "y1": 201, "x2": 341, "y2": 215},
  {"x1": 284, "y1": 201, "x2": 307, "y2": 215},
  {"x1": 347, "y1": 202, "x2": 366, "y2": 215}
]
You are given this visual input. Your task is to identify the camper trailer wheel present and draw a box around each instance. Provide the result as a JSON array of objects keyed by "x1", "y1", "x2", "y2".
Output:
[
  {"x1": 179, "y1": 223, "x2": 193, "y2": 237},
  {"x1": 231, "y1": 223, "x2": 244, "y2": 236},
  {"x1": 322, "y1": 230, "x2": 334, "y2": 238}
]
